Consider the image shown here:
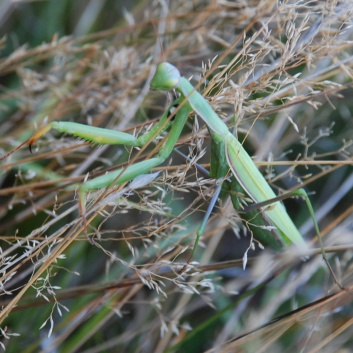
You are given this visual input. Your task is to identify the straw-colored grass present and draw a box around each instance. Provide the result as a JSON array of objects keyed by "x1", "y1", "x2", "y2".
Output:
[{"x1": 1, "y1": 1, "x2": 353, "y2": 352}]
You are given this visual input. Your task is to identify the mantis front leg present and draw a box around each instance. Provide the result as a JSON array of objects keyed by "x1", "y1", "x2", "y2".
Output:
[
  {"x1": 0, "y1": 99, "x2": 188, "y2": 242},
  {"x1": 27, "y1": 103, "x2": 189, "y2": 242}
]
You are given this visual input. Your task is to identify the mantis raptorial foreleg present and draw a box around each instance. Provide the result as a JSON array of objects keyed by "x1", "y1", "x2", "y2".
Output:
[
  {"x1": 1, "y1": 62, "x2": 339, "y2": 287},
  {"x1": 39, "y1": 101, "x2": 189, "y2": 242}
]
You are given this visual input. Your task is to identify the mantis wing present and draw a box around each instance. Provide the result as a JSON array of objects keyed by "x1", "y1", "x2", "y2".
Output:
[{"x1": 225, "y1": 135, "x2": 307, "y2": 249}]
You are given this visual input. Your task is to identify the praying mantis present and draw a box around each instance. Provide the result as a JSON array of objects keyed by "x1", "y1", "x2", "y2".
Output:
[{"x1": 0, "y1": 62, "x2": 337, "y2": 283}]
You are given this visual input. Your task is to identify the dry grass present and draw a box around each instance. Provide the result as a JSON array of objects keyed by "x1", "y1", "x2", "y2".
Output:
[{"x1": 1, "y1": 0, "x2": 353, "y2": 352}]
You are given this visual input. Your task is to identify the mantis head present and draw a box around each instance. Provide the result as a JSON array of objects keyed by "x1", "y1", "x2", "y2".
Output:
[{"x1": 150, "y1": 62, "x2": 180, "y2": 91}]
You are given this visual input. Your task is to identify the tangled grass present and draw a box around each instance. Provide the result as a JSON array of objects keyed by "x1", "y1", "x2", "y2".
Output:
[{"x1": 1, "y1": 0, "x2": 353, "y2": 352}]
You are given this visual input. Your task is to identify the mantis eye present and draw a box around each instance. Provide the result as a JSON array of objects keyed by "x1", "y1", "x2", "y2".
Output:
[{"x1": 150, "y1": 62, "x2": 180, "y2": 90}]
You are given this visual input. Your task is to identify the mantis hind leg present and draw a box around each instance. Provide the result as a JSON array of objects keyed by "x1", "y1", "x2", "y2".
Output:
[
  {"x1": 174, "y1": 148, "x2": 226, "y2": 261},
  {"x1": 244, "y1": 188, "x2": 344, "y2": 289},
  {"x1": 292, "y1": 189, "x2": 343, "y2": 289},
  {"x1": 190, "y1": 180, "x2": 224, "y2": 260}
]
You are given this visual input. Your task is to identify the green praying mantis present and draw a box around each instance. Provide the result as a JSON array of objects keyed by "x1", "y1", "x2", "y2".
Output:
[{"x1": 0, "y1": 62, "x2": 338, "y2": 284}]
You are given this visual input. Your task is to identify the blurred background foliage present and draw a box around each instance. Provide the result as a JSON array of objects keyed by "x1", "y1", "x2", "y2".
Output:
[{"x1": 1, "y1": 1, "x2": 353, "y2": 352}]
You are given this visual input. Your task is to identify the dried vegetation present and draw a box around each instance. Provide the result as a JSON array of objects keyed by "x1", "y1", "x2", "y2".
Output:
[{"x1": 1, "y1": 0, "x2": 353, "y2": 352}]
